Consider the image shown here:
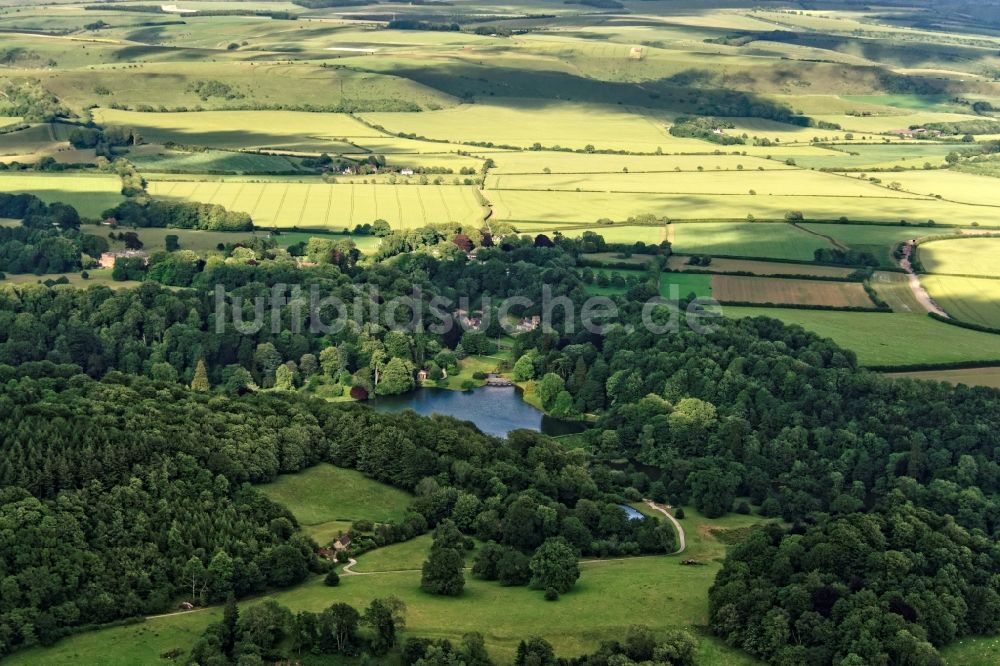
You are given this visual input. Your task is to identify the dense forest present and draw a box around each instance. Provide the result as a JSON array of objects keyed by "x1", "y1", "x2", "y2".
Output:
[{"x1": 2, "y1": 223, "x2": 1000, "y2": 664}]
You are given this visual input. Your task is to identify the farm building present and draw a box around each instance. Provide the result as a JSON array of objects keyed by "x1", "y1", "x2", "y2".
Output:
[
  {"x1": 629, "y1": 46, "x2": 643, "y2": 60},
  {"x1": 98, "y1": 250, "x2": 148, "y2": 269}
]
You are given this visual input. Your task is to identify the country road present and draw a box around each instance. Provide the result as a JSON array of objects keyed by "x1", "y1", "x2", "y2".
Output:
[
  {"x1": 644, "y1": 500, "x2": 686, "y2": 554},
  {"x1": 899, "y1": 240, "x2": 949, "y2": 318}
]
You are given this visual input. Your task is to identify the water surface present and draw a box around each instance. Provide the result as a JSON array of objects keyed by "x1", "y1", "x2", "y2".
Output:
[{"x1": 370, "y1": 386, "x2": 585, "y2": 438}]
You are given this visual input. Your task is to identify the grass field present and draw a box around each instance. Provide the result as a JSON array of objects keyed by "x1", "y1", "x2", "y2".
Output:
[
  {"x1": 257, "y1": 463, "x2": 412, "y2": 527},
  {"x1": 800, "y1": 223, "x2": 930, "y2": 266},
  {"x1": 941, "y1": 636, "x2": 1000, "y2": 666},
  {"x1": 0, "y1": 268, "x2": 141, "y2": 290},
  {"x1": 712, "y1": 275, "x2": 875, "y2": 308},
  {"x1": 666, "y1": 256, "x2": 854, "y2": 278},
  {"x1": 661, "y1": 273, "x2": 713, "y2": 299},
  {"x1": 723, "y1": 308, "x2": 1000, "y2": 367},
  {"x1": 146, "y1": 178, "x2": 486, "y2": 229},
  {"x1": 870, "y1": 271, "x2": 926, "y2": 313},
  {"x1": 671, "y1": 222, "x2": 829, "y2": 261},
  {"x1": 5, "y1": 505, "x2": 761, "y2": 666},
  {"x1": 919, "y1": 237, "x2": 1000, "y2": 276},
  {"x1": 922, "y1": 275, "x2": 1000, "y2": 329},
  {"x1": 886, "y1": 367, "x2": 1000, "y2": 390},
  {"x1": 0, "y1": 172, "x2": 124, "y2": 218}
]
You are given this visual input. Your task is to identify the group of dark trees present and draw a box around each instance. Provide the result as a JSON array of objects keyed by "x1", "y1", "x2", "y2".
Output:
[
  {"x1": 669, "y1": 116, "x2": 744, "y2": 145},
  {"x1": 103, "y1": 199, "x2": 253, "y2": 231},
  {"x1": 0, "y1": 193, "x2": 107, "y2": 274},
  {"x1": 3, "y1": 226, "x2": 1000, "y2": 664},
  {"x1": 813, "y1": 247, "x2": 880, "y2": 267}
]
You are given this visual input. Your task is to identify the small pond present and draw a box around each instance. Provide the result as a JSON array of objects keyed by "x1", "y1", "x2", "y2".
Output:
[
  {"x1": 619, "y1": 504, "x2": 645, "y2": 521},
  {"x1": 370, "y1": 386, "x2": 587, "y2": 439}
]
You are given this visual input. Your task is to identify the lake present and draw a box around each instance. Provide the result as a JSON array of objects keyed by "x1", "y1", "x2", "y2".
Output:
[{"x1": 370, "y1": 386, "x2": 587, "y2": 438}]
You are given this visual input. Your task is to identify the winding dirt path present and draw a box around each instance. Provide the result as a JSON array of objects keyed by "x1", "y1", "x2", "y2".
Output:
[
  {"x1": 898, "y1": 240, "x2": 949, "y2": 318},
  {"x1": 644, "y1": 500, "x2": 686, "y2": 554}
]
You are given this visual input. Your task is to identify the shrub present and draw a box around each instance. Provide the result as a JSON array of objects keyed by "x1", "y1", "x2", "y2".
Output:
[
  {"x1": 544, "y1": 587, "x2": 559, "y2": 601},
  {"x1": 674, "y1": 508, "x2": 685, "y2": 519},
  {"x1": 324, "y1": 570, "x2": 340, "y2": 587}
]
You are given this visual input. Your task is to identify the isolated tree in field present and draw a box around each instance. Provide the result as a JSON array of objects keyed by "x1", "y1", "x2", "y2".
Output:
[
  {"x1": 421, "y1": 519, "x2": 465, "y2": 596},
  {"x1": 165, "y1": 234, "x2": 179, "y2": 251},
  {"x1": 529, "y1": 537, "x2": 579, "y2": 595},
  {"x1": 191, "y1": 359, "x2": 210, "y2": 392}
]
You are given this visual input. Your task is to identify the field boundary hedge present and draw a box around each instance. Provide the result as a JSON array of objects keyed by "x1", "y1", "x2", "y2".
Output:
[
  {"x1": 870, "y1": 359, "x2": 1000, "y2": 373},
  {"x1": 928, "y1": 312, "x2": 1000, "y2": 336},
  {"x1": 720, "y1": 301, "x2": 887, "y2": 313}
]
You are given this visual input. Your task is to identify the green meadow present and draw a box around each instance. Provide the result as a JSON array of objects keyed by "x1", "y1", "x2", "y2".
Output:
[{"x1": 724, "y1": 308, "x2": 1000, "y2": 367}]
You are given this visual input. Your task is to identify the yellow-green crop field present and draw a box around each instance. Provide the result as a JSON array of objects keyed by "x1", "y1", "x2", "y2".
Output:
[
  {"x1": 362, "y1": 102, "x2": 683, "y2": 152},
  {"x1": 488, "y1": 151, "x2": 794, "y2": 174},
  {"x1": 93, "y1": 108, "x2": 381, "y2": 152},
  {"x1": 0, "y1": 172, "x2": 123, "y2": 217},
  {"x1": 879, "y1": 170, "x2": 1000, "y2": 208},
  {"x1": 724, "y1": 308, "x2": 1000, "y2": 367},
  {"x1": 146, "y1": 178, "x2": 486, "y2": 228},
  {"x1": 919, "y1": 237, "x2": 1000, "y2": 276},
  {"x1": 487, "y1": 189, "x2": 989, "y2": 225},
  {"x1": 923, "y1": 275, "x2": 1000, "y2": 329},
  {"x1": 712, "y1": 274, "x2": 875, "y2": 308},
  {"x1": 487, "y1": 168, "x2": 910, "y2": 197}
]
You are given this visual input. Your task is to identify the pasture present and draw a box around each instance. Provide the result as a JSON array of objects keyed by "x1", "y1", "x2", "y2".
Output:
[
  {"x1": 146, "y1": 178, "x2": 486, "y2": 229},
  {"x1": 919, "y1": 237, "x2": 1000, "y2": 277},
  {"x1": 922, "y1": 275, "x2": 1000, "y2": 329},
  {"x1": 0, "y1": 172, "x2": 123, "y2": 218},
  {"x1": 723, "y1": 308, "x2": 1000, "y2": 367},
  {"x1": 256, "y1": 463, "x2": 412, "y2": 527},
  {"x1": 5, "y1": 505, "x2": 760, "y2": 666},
  {"x1": 712, "y1": 275, "x2": 875, "y2": 308}
]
